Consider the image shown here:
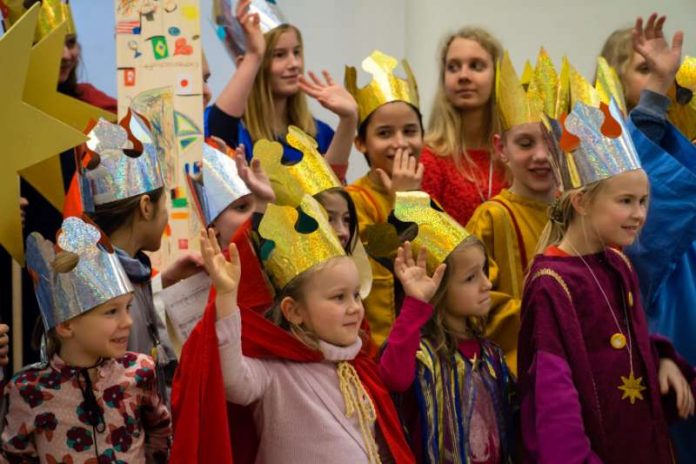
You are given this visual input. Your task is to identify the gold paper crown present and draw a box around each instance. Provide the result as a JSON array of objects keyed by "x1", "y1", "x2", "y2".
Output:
[
  {"x1": 345, "y1": 50, "x2": 420, "y2": 124},
  {"x1": 545, "y1": 60, "x2": 640, "y2": 190},
  {"x1": 570, "y1": 57, "x2": 627, "y2": 115},
  {"x1": 496, "y1": 48, "x2": 568, "y2": 130},
  {"x1": 3, "y1": 0, "x2": 75, "y2": 41},
  {"x1": 393, "y1": 191, "x2": 471, "y2": 272},
  {"x1": 668, "y1": 56, "x2": 696, "y2": 141},
  {"x1": 258, "y1": 194, "x2": 346, "y2": 290},
  {"x1": 254, "y1": 125, "x2": 341, "y2": 207}
]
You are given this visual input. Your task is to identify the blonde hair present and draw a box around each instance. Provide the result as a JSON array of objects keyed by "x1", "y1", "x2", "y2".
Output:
[
  {"x1": 535, "y1": 181, "x2": 608, "y2": 255},
  {"x1": 243, "y1": 24, "x2": 316, "y2": 142},
  {"x1": 268, "y1": 257, "x2": 364, "y2": 350},
  {"x1": 424, "y1": 236, "x2": 488, "y2": 356},
  {"x1": 426, "y1": 26, "x2": 504, "y2": 181},
  {"x1": 599, "y1": 28, "x2": 634, "y2": 83}
]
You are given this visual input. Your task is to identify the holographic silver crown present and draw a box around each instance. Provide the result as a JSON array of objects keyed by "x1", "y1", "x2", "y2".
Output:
[
  {"x1": 186, "y1": 143, "x2": 252, "y2": 226},
  {"x1": 545, "y1": 98, "x2": 641, "y2": 191},
  {"x1": 25, "y1": 217, "x2": 133, "y2": 330},
  {"x1": 214, "y1": 0, "x2": 286, "y2": 59},
  {"x1": 79, "y1": 111, "x2": 165, "y2": 212}
]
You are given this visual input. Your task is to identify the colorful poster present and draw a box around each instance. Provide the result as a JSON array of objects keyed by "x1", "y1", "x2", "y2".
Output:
[{"x1": 115, "y1": 0, "x2": 204, "y2": 268}]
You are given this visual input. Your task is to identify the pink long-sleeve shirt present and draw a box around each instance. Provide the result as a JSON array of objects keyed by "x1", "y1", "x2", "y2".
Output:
[{"x1": 216, "y1": 310, "x2": 377, "y2": 464}]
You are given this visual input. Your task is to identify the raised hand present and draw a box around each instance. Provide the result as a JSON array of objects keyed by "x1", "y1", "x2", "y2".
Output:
[
  {"x1": 0, "y1": 324, "x2": 9, "y2": 367},
  {"x1": 299, "y1": 70, "x2": 359, "y2": 121},
  {"x1": 632, "y1": 13, "x2": 683, "y2": 94},
  {"x1": 236, "y1": 0, "x2": 265, "y2": 58},
  {"x1": 376, "y1": 148, "x2": 424, "y2": 196},
  {"x1": 161, "y1": 251, "x2": 205, "y2": 288},
  {"x1": 200, "y1": 228, "x2": 241, "y2": 302},
  {"x1": 233, "y1": 145, "x2": 275, "y2": 210},
  {"x1": 394, "y1": 242, "x2": 446, "y2": 303}
]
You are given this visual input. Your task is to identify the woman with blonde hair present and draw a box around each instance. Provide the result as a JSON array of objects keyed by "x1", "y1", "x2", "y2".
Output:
[{"x1": 421, "y1": 27, "x2": 508, "y2": 226}]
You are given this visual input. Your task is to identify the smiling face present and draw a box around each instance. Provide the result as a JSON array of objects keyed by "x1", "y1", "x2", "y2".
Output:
[
  {"x1": 282, "y1": 257, "x2": 364, "y2": 347},
  {"x1": 355, "y1": 101, "x2": 423, "y2": 177},
  {"x1": 582, "y1": 169, "x2": 649, "y2": 249},
  {"x1": 60, "y1": 293, "x2": 134, "y2": 364},
  {"x1": 443, "y1": 37, "x2": 495, "y2": 111},
  {"x1": 495, "y1": 122, "x2": 556, "y2": 202},
  {"x1": 317, "y1": 191, "x2": 352, "y2": 250},
  {"x1": 267, "y1": 28, "x2": 303, "y2": 98}
]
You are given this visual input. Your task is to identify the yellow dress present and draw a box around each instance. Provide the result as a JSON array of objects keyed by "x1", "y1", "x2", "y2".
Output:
[
  {"x1": 346, "y1": 174, "x2": 395, "y2": 348},
  {"x1": 467, "y1": 188, "x2": 549, "y2": 374}
]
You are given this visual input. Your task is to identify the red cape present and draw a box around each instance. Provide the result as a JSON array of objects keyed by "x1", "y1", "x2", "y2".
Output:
[{"x1": 171, "y1": 229, "x2": 413, "y2": 463}]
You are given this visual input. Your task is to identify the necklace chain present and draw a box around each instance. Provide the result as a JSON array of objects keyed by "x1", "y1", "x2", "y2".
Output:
[{"x1": 565, "y1": 242, "x2": 634, "y2": 375}]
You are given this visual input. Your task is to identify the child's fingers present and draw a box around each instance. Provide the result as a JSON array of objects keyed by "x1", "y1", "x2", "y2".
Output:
[
  {"x1": 432, "y1": 263, "x2": 447, "y2": 287},
  {"x1": 208, "y1": 228, "x2": 222, "y2": 256},
  {"x1": 659, "y1": 369, "x2": 670, "y2": 394},
  {"x1": 672, "y1": 31, "x2": 684, "y2": 52},
  {"x1": 416, "y1": 246, "x2": 427, "y2": 269},
  {"x1": 416, "y1": 162, "x2": 425, "y2": 180},
  {"x1": 308, "y1": 70, "x2": 323, "y2": 86},
  {"x1": 228, "y1": 242, "x2": 240, "y2": 267},
  {"x1": 654, "y1": 15, "x2": 666, "y2": 38},
  {"x1": 322, "y1": 70, "x2": 335, "y2": 86}
]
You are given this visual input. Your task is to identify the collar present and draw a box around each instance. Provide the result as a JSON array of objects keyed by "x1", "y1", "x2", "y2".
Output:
[
  {"x1": 114, "y1": 247, "x2": 151, "y2": 282},
  {"x1": 318, "y1": 337, "x2": 363, "y2": 362}
]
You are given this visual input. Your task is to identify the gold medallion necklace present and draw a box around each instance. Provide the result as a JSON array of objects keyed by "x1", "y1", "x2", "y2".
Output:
[{"x1": 566, "y1": 242, "x2": 646, "y2": 404}]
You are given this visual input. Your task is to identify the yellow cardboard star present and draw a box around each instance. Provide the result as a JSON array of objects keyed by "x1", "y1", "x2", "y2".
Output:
[
  {"x1": 0, "y1": 4, "x2": 86, "y2": 264},
  {"x1": 20, "y1": 20, "x2": 116, "y2": 212},
  {"x1": 618, "y1": 371, "x2": 646, "y2": 405}
]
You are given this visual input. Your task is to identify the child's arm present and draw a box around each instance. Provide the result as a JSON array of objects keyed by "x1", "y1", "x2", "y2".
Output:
[
  {"x1": 1, "y1": 380, "x2": 39, "y2": 462},
  {"x1": 233, "y1": 147, "x2": 276, "y2": 214},
  {"x1": 299, "y1": 71, "x2": 358, "y2": 168},
  {"x1": 651, "y1": 335, "x2": 696, "y2": 420},
  {"x1": 200, "y1": 229, "x2": 272, "y2": 405},
  {"x1": 520, "y1": 281, "x2": 602, "y2": 464},
  {"x1": 379, "y1": 243, "x2": 445, "y2": 392},
  {"x1": 214, "y1": 0, "x2": 264, "y2": 119},
  {"x1": 136, "y1": 356, "x2": 172, "y2": 463}
]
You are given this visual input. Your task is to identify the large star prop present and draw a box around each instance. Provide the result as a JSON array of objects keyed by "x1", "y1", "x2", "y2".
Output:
[
  {"x1": 0, "y1": 4, "x2": 86, "y2": 264},
  {"x1": 20, "y1": 20, "x2": 115, "y2": 212}
]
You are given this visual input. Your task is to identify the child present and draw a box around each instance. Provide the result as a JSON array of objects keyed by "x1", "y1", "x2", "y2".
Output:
[
  {"x1": 203, "y1": 195, "x2": 415, "y2": 463},
  {"x1": 210, "y1": 0, "x2": 357, "y2": 170},
  {"x1": 379, "y1": 191, "x2": 515, "y2": 463},
  {"x1": 345, "y1": 50, "x2": 424, "y2": 347},
  {"x1": 3, "y1": 217, "x2": 171, "y2": 463},
  {"x1": 622, "y1": 14, "x2": 696, "y2": 461},
  {"x1": 467, "y1": 49, "x2": 563, "y2": 373},
  {"x1": 518, "y1": 77, "x2": 696, "y2": 463},
  {"x1": 79, "y1": 111, "x2": 185, "y2": 402},
  {"x1": 421, "y1": 27, "x2": 508, "y2": 226}
]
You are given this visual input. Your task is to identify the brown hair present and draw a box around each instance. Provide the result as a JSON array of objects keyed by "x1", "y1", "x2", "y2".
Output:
[
  {"x1": 88, "y1": 187, "x2": 165, "y2": 236},
  {"x1": 599, "y1": 28, "x2": 634, "y2": 83},
  {"x1": 243, "y1": 25, "x2": 316, "y2": 142},
  {"x1": 426, "y1": 26, "x2": 504, "y2": 180},
  {"x1": 314, "y1": 188, "x2": 360, "y2": 254},
  {"x1": 423, "y1": 235, "x2": 488, "y2": 356}
]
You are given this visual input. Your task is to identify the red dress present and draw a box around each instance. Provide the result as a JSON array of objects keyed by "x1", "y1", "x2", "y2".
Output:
[{"x1": 420, "y1": 146, "x2": 508, "y2": 226}]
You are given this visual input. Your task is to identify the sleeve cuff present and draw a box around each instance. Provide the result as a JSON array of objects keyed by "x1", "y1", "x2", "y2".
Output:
[
  {"x1": 215, "y1": 310, "x2": 241, "y2": 346},
  {"x1": 637, "y1": 90, "x2": 671, "y2": 117}
]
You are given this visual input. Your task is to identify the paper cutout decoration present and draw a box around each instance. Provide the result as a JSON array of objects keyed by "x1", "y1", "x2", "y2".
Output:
[
  {"x1": 0, "y1": 4, "x2": 86, "y2": 263},
  {"x1": 20, "y1": 19, "x2": 115, "y2": 212}
]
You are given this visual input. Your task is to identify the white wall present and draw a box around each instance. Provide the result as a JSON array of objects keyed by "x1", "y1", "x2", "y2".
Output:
[{"x1": 72, "y1": 0, "x2": 696, "y2": 182}]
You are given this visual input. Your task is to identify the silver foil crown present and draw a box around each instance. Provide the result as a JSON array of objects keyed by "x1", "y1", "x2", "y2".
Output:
[
  {"x1": 186, "y1": 143, "x2": 252, "y2": 226},
  {"x1": 79, "y1": 112, "x2": 165, "y2": 212},
  {"x1": 214, "y1": 0, "x2": 286, "y2": 58},
  {"x1": 25, "y1": 217, "x2": 133, "y2": 330},
  {"x1": 545, "y1": 98, "x2": 641, "y2": 191}
]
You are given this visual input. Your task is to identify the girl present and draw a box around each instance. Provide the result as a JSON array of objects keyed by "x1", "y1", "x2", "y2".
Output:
[
  {"x1": 422, "y1": 27, "x2": 508, "y2": 226},
  {"x1": 345, "y1": 50, "x2": 424, "y2": 347},
  {"x1": 209, "y1": 0, "x2": 357, "y2": 171},
  {"x1": 201, "y1": 196, "x2": 415, "y2": 463},
  {"x1": 621, "y1": 14, "x2": 696, "y2": 462},
  {"x1": 519, "y1": 90, "x2": 696, "y2": 462},
  {"x1": 3, "y1": 217, "x2": 170, "y2": 463},
  {"x1": 379, "y1": 194, "x2": 515, "y2": 463},
  {"x1": 80, "y1": 111, "x2": 192, "y2": 402},
  {"x1": 466, "y1": 49, "x2": 561, "y2": 373}
]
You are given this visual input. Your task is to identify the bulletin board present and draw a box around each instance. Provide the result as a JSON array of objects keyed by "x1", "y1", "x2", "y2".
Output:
[{"x1": 114, "y1": 0, "x2": 204, "y2": 267}]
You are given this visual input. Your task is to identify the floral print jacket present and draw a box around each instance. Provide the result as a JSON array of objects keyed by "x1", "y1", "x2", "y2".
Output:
[{"x1": 1, "y1": 353, "x2": 171, "y2": 463}]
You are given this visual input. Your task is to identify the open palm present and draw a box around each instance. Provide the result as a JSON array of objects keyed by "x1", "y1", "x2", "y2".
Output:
[
  {"x1": 299, "y1": 70, "x2": 358, "y2": 120},
  {"x1": 394, "y1": 242, "x2": 446, "y2": 303},
  {"x1": 200, "y1": 228, "x2": 241, "y2": 296},
  {"x1": 632, "y1": 14, "x2": 683, "y2": 81}
]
